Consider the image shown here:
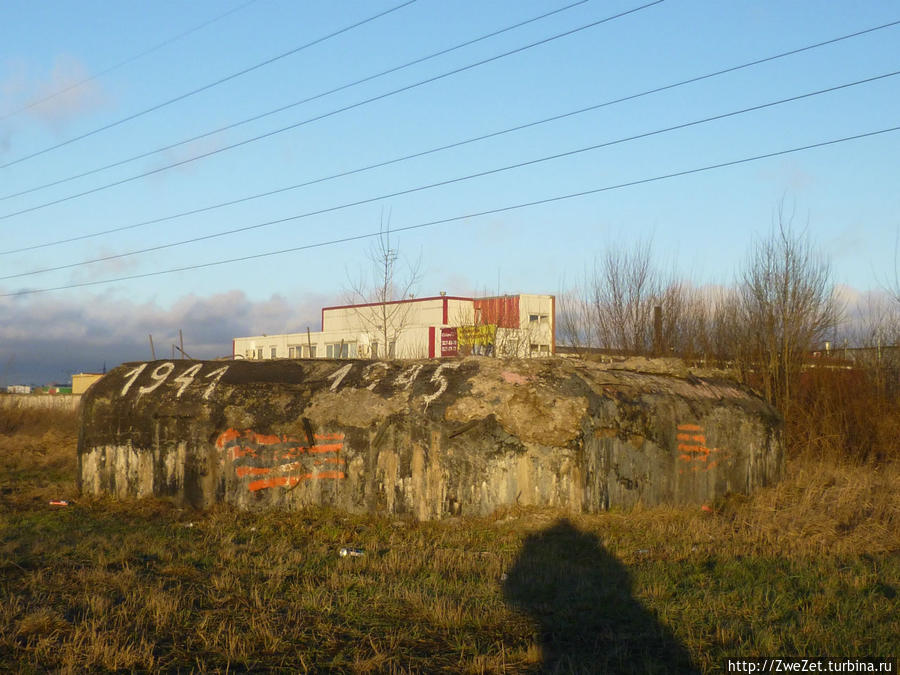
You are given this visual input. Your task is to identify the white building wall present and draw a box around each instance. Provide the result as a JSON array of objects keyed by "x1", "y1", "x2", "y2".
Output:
[
  {"x1": 518, "y1": 294, "x2": 555, "y2": 355},
  {"x1": 233, "y1": 294, "x2": 554, "y2": 361},
  {"x1": 322, "y1": 296, "x2": 474, "y2": 332}
]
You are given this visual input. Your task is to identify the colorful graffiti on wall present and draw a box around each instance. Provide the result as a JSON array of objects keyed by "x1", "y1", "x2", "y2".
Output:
[
  {"x1": 216, "y1": 429, "x2": 345, "y2": 492},
  {"x1": 676, "y1": 423, "x2": 726, "y2": 473},
  {"x1": 457, "y1": 324, "x2": 496, "y2": 346}
]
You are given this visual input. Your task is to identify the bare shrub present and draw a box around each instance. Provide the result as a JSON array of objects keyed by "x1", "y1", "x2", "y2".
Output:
[
  {"x1": 559, "y1": 239, "x2": 692, "y2": 356},
  {"x1": 737, "y1": 207, "x2": 841, "y2": 412}
]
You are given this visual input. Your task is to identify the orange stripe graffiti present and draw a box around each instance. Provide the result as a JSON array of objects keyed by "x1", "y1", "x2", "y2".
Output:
[
  {"x1": 248, "y1": 471, "x2": 346, "y2": 492},
  {"x1": 216, "y1": 428, "x2": 346, "y2": 492},
  {"x1": 676, "y1": 423, "x2": 726, "y2": 474}
]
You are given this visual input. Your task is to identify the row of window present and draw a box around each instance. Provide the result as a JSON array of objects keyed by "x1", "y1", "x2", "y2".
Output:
[
  {"x1": 243, "y1": 340, "x2": 397, "y2": 360},
  {"x1": 242, "y1": 341, "x2": 548, "y2": 360}
]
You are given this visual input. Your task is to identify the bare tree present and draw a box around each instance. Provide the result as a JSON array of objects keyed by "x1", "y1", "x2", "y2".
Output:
[
  {"x1": 738, "y1": 204, "x2": 841, "y2": 411},
  {"x1": 345, "y1": 213, "x2": 422, "y2": 359},
  {"x1": 557, "y1": 273, "x2": 596, "y2": 355},
  {"x1": 559, "y1": 239, "x2": 689, "y2": 356}
]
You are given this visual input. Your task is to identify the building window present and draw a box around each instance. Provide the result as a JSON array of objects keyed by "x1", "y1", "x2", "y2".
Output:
[
  {"x1": 530, "y1": 314, "x2": 539, "y2": 323},
  {"x1": 303, "y1": 345, "x2": 317, "y2": 358},
  {"x1": 270, "y1": 347, "x2": 277, "y2": 358},
  {"x1": 245, "y1": 349, "x2": 253, "y2": 359},
  {"x1": 327, "y1": 342, "x2": 355, "y2": 359},
  {"x1": 371, "y1": 342, "x2": 379, "y2": 359},
  {"x1": 388, "y1": 341, "x2": 396, "y2": 358}
]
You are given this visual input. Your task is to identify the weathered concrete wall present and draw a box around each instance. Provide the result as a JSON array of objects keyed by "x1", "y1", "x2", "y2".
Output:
[
  {"x1": 1, "y1": 393, "x2": 81, "y2": 411},
  {"x1": 77, "y1": 358, "x2": 782, "y2": 518}
]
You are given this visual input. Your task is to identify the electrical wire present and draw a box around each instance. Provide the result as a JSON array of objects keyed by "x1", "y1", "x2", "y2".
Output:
[
  {"x1": 3, "y1": 70, "x2": 897, "y2": 282},
  {"x1": 3, "y1": 124, "x2": 897, "y2": 298},
  {"x1": 0, "y1": 0, "x2": 418, "y2": 170},
  {"x1": 0, "y1": 0, "x2": 593, "y2": 202},
  {"x1": 0, "y1": 0, "x2": 260, "y2": 123},
  {"x1": 2, "y1": 20, "x2": 896, "y2": 256},
  {"x1": 0, "y1": 0, "x2": 664, "y2": 221}
]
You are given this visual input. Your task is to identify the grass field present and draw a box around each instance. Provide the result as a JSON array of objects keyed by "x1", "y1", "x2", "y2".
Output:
[{"x1": 0, "y1": 406, "x2": 897, "y2": 673}]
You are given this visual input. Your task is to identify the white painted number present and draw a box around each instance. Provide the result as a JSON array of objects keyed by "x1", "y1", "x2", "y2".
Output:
[
  {"x1": 423, "y1": 362, "x2": 460, "y2": 408},
  {"x1": 138, "y1": 362, "x2": 175, "y2": 397},
  {"x1": 362, "y1": 362, "x2": 389, "y2": 391},
  {"x1": 120, "y1": 364, "x2": 148, "y2": 396},
  {"x1": 394, "y1": 364, "x2": 423, "y2": 390},
  {"x1": 202, "y1": 366, "x2": 229, "y2": 400},
  {"x1": 174, "y1": 363, "x2": 203, "y2": 398},
  {"x1": 120, "y1": 362, "x2": 229, "y2": 400},
  {"x1": 118, "y1": 358, "x2": 456, "y2": 407},
  {"x1": 327, "y1": 363, "x2": 354, "y2": 392}
]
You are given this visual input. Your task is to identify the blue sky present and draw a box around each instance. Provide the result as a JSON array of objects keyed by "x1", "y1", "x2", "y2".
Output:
[{"x1": 1, "y1": 0, "x2": 898, "y2": 383}]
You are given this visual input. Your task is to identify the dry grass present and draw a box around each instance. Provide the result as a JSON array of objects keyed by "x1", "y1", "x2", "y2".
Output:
[{"x1": 0, "y1": 406, "x2": 897, "y2": 673}]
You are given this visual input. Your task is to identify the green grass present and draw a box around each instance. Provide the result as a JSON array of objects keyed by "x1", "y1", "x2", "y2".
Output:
[{"x1": 0, "y1": 409, "x2": 897, "y2": 673}]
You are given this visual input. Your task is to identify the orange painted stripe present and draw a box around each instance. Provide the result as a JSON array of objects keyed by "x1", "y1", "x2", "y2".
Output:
[
  {"x1": 676, "y1": 433, "x2": 693, "y2": 441},
  {"x1": 219, "y1": 429, "x2": 345, "y2": 448},
  {"x1": 677, "y1": 424, "x2": 702, "y2": 432},
  {"x1": 307, "y1": 443, "x2": 343, "y2": 454},
  {"x1": 235, "y1": 466, "x2": 271, "y2": 477},
  {"x1": 692, "y1": 435, "x2": 706, "y2": 443},
  {"x1": 248, "y1": 470, "x2": 346, "y2": 492},
  {"x1": 216, "y1": 428, "x2": 242, "y2": 448},
  {"x1": 231, "y1": 446, "x2": 258, "y2": 460},
  {"x1": 679, "y1": 454, "x2": 693, "y2": 462},
  {"x1": 679, "y1": 444, "x2": 713, "y2": 455},
  {"x1": 249, "y1": 475, "x2": 302, "y2": 491},
  {"x1": 252, "y1": 432, "x2": 283, "y2": 445}
]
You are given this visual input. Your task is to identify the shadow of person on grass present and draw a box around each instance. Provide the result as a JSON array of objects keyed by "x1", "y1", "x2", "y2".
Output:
[{"x1": 503, "y1": 519, "x2": 697, "y2": 674}]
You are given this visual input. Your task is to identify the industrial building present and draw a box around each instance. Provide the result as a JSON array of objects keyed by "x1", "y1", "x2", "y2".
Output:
[{"x1": 233, "y1": 293, "x2": 555, "y2": 361}]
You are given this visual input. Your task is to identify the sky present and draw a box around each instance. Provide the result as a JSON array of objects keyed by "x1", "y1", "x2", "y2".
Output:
[{"x1": 1, "y1": 0, "x2": 898, "y2": 384}]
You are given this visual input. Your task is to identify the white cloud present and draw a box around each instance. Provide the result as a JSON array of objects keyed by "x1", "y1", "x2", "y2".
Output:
[
  {"x1": 1, "y1": 54, "x2": 109, "y2": 130},
  {"x1": 0, "y1": 289, "x2": 332, "y2": 386}
]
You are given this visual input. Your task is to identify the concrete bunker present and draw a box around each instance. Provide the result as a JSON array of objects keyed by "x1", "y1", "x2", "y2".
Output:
[{"x1": 78, "y1": 357, "x2": 782, "y2": 518}]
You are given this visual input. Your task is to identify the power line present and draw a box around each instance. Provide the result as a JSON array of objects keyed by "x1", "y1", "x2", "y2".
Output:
[
  {"x1": 3, "y1": 124, "x2": 897, "y2": 299},
  {"x1": 3, "y1": 71, "x2": 896, "y2": 281},
  {"x1": 0, "y1": 0, "x2": 664, "y2": 221},
  {"x1": 0, "y1": 0, "x2": 260, "y2": 123},
  {"x1": 0, "y1": 0, "x2": 593, "y2": 202},
  {"x1": 0, "y1": 0, "x2": 418, "y2": 170},
  {"x1": 2, "y1": 21, "x2": 896, "y2": 257}
]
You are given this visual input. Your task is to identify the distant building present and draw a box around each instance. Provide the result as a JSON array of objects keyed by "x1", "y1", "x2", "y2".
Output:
[
  {"x1": 72, "y1": 373, "x2": 104, "y2": 395},
  {"x1": 233, "y1": 293, "x2": 555, "y2": 361},
  {"x1": 6, "y1": 385, "x2": 32, "y2": 394}
]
